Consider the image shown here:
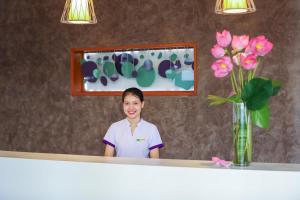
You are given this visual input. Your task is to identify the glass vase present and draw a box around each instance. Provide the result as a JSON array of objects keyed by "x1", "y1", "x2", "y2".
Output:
[{"x1": 233, "y1": 102, "x2": 252, "y2": 166}]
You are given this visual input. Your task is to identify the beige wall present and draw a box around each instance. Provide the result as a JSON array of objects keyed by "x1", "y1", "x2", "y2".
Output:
[{"x1": 0, "y1": 0, "x2": 300, "y2": 163}]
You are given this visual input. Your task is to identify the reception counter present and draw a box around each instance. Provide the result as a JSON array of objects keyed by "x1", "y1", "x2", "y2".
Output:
[{"x1": 0, "y1": 150, "x2": 300, "y2": 200}]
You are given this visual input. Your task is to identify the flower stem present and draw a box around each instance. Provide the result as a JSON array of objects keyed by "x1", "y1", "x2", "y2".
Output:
[
  {"x1": 231, "y1": 69, "x2": 240, "y2": 95},
  {"x1": 252, "y1": 58, "x2": 261, "y2": 79},
  {"x1": 248, "y1": 70, "x2": 252, "y2": 82},
  {"x1": 239, "y1": 66, "x2": 244, "y2": 90},
  {"x1": 228, "y1": 50, "x2": 241, "y2": 96},
  {"x1": 230, "y1": 73, "x2": 236, "y2": 94},
  {"x1": 252, "y1": 66, "x2": 257, "y2": 79}
]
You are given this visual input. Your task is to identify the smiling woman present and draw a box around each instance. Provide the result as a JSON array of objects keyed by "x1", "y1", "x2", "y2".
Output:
[{"x1": 103, "y1": 87, "x2": 164, "y2": 159}]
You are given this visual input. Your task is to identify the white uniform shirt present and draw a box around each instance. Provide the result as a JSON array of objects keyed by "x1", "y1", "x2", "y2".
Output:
[{"x1": 103, "y1": 118, "x2": 164, "y2": 158}]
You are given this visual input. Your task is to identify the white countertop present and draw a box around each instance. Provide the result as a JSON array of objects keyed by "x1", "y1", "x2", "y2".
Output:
[
  {"x1": 1, "y1": 150, "x2": 300, "y2": 171},
  {"x1": 1, "y1": 150, "x2": 300, "y2": 200}
]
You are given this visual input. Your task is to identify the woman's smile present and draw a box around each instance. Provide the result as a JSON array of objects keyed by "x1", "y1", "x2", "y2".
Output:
[{"x1": 128, "y1": 110, "x2": 136, "y2": 114}]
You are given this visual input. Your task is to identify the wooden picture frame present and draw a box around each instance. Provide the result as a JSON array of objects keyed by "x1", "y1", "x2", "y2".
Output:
[{"x1": 70, "y1": 43, "x2": 197, "y2": 96}]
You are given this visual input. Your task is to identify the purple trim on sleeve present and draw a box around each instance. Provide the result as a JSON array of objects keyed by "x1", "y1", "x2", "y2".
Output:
[
  {"x1": 103, "y1": 140, "x2": 115, "y2": 148},
  {"x1": 149, "y1": 143, "x2": 164, "y2": 150}
]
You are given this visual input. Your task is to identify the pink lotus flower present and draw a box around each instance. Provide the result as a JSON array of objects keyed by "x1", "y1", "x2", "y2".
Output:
[
  {"x1": 232, "y1": 35, "x2": 249, "y2": 51},
  {"x1": 211, "y1": 44, "x2": 225, "y2": 58},
  {"x1": 216, "y1": 30, "x2": 232, "y2": 48},
  {"x1": 240, "y1": 54, "x2": 258, "y2": 70},
  {"x1": 211, "y1": 56, "x2": 233, "y2": 78},
  {"x1": 245, "y1": 35, "x2": 273, "y2": 56}
]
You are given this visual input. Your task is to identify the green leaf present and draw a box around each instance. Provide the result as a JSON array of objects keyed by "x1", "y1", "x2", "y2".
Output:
[
  {"x1": 251, "y1": 104, "x2": 270, "y2": 129},
  {"x1": 255, "y1": 77, "x2": 282, "y2": 96},
  {"x1": 228, "y1": 95, "x2": 242, "y2": 103},
  {"x1": 207, "y1": 95, "x2": 242, "y2": 106},
  {"x1": 207, "y1": 95, "x2": 229, "y2": 106},
  {"x1": 271, "y1": 80, "x2": 282, "y2": 96},
  {"x1": 241, "y1": 78, "x2": 273, "y2": 111}
]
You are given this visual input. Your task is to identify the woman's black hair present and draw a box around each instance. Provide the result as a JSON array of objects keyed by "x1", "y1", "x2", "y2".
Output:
[{"x1": 122, "y1": 87, "x2": 144, "y2": 102}]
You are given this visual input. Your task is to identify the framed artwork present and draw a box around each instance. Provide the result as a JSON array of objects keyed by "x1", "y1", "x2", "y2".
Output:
[{"x1": 70, "y1": 43, "x2": 197, "y2": 96}]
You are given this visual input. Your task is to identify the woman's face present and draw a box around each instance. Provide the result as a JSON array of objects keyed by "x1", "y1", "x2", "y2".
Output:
[{"x1": 123, "y1": 93, "x2": 144, "y2": 120}]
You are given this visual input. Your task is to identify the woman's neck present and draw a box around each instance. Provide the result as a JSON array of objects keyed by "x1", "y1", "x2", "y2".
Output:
[
  {"x1": 127, "y1": 117, "x2": 141, "y2": 135},
  {"x1": 127, "y1": 117, "x2": 141, "y2": 126}
]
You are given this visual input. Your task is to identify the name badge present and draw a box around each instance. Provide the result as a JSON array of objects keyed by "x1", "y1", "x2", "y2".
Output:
[{"x1": 136, "y1": 138, "x2": 145, "y2": 142}]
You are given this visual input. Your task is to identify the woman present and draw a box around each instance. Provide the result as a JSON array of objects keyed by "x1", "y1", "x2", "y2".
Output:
[{"x1": 103, "y1": 87, "x2": 164, "y2": 158}]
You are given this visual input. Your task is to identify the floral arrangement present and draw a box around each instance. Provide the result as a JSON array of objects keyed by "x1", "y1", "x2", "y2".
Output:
[{"x1": 208, "y1": 30, "x2": 281, "y2": 129}]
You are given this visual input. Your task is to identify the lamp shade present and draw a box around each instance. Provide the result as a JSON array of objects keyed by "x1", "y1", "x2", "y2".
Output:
[
  {"x1": 61, "y1": 0, "x2": 97, "y2": 24},
  {"x1": 215, "y1": 0, "x2": 256, "y2": 14}
]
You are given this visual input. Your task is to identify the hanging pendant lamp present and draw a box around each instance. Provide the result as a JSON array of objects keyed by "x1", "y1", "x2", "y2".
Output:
[
  {"x1": 61, "y1": 0, "x2": 97, "y2": 24},
  {"x1": 215, "y1": 0, "x2": 256, "y2": 14}
]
